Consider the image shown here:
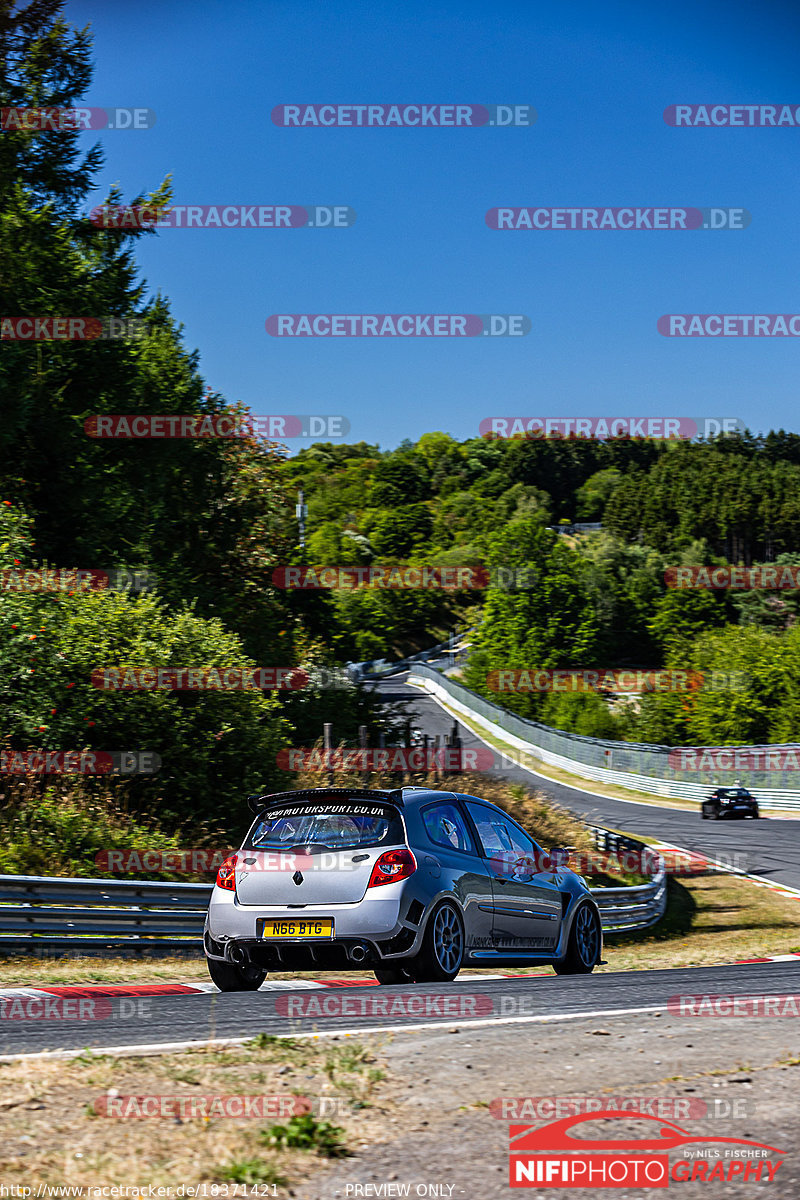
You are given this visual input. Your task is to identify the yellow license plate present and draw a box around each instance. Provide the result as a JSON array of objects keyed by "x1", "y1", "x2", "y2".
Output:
[{"x1": 260, "y1": 918, "x2": 334, "y2": 939}]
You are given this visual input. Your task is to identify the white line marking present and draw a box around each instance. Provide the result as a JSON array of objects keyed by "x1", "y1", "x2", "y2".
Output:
[{"x1": 0, "y1": 1004, "x2": 667, "y2": 1062}]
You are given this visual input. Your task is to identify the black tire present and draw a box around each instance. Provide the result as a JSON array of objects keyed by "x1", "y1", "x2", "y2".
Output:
[
  {"x1": 373, "y1": 965, "x2": 417, "y2": 985},
  {"x1": 701, "y1": 808, "x2": 708, "y2": 820},
  {"x1": 206, "y1": 955, "x2": 267, "y2": 992},
  {"x1": 553, "y1": 902, "x2": 602, "y2": 975},
  {"x1": 408, "y1": 900, "x2": 465, "y2": 983},
  {"x1": 713, "y1": 808, "x2": 722, "y2": 820},
  {"x1": 753, "y1": 811, "x2": 760, "y2": 819}
]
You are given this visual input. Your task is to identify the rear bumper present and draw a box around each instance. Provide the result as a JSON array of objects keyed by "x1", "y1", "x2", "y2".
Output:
[
  {"x1": 204, "y1": 928, "x2": 419, "y2": 969},
  {"x1": 703, "y1": 801, "x2": 759, "y2": 817},
  {"x1": 205, "y1": 882, "x2": 426, "y2": 968}
]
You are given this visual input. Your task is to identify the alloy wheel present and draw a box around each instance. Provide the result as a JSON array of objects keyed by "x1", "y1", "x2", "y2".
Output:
[{"x1": 432, "y1": 903, "x2": 464, "y2": 974}]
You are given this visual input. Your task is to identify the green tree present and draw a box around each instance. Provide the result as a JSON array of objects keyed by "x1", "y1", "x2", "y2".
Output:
[
  {"x1": 575, "y1": 468, "x2": 622, "y2": 520},
  {"x1": 464, "y1": 519, "x2": 601, "y2": 718}
]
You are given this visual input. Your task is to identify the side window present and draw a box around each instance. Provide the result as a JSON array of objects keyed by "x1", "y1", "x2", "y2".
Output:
[
  {"x1": 422, "y1": 802, "x2": 476, "y2": 854},
  {"x1": 464, "y1": 802, "x2": 538, "y2": 877},
  {"x1": 505, "y1": 821, "x2": 537, "y2": 856},
  {"x1": 463, "y1": 802, "x2": 518, "y2": 854}
]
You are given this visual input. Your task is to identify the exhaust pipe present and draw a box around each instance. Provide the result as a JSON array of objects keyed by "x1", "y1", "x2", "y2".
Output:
[
  {"x1": 229, "y1": 944, "x2": 249, "y2": 967},
  {"x1": 348, "y1": 943, "x2": 370, "y2": 963}
]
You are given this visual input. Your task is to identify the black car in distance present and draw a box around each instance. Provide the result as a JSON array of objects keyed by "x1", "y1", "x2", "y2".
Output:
[{"x1": 701, "y1": 787, "x2": 760, "y2": 820}]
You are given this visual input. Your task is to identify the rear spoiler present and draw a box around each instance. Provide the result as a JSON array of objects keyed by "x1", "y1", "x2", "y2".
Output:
[{"x1": 247, "y1": 786, "x2": 406, "y2": 815}]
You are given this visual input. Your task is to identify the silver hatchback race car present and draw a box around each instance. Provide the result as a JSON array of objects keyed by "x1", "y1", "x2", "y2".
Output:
[{"x1": 204, "y1": 786, "x2": 602, "y2": 990}]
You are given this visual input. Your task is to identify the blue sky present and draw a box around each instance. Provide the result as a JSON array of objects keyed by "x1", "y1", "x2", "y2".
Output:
[{"x1": 65, "y1": 0, "x2": 800, "y2": 451}]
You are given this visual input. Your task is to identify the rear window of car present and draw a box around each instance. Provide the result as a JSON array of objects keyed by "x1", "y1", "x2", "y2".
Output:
[{"x1": 245, "y1": 801, "x2": 405, "y2": 852}]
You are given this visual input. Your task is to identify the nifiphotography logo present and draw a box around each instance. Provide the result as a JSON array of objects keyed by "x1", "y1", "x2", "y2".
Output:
[{"x1": 507, "y1": 1111, "x2": 784, "y2": 1187}]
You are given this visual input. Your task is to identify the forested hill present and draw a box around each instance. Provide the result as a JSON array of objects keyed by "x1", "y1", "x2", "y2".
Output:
[{"x1": 283, "y1": 432, "x2": 800, "y2": 749}]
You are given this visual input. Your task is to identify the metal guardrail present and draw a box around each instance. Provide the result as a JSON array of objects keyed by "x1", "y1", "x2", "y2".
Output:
[
  {"x1": 408, "y1": 663, "x2": 800, "y2": 809},
  {"x1": 547, "y1": 522, "x2": 603, "y2": 536},
  {"x1": 0, "y1": 874, "x2": 211, "y2": 956},
  {"x1": 585, "y1": 825, "x2": 667, "y2": 933},
  {"x1": 0, "y1": 826, "x2": 665, "y2": 956},
  {"x1": 348, "y1": 629, "x2": 473, "y2": 681}
]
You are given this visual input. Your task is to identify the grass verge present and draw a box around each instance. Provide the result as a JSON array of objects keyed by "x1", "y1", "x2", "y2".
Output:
[{"x1": 0, "y1": 1035, "x2": 389, "y2": 1187}]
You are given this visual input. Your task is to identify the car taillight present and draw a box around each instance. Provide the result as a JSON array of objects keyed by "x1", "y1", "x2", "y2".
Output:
[
  {"x1": 216, "y1": 854, "x2": 238, "y2": 891},
  {"x1": 368, "y1": 848, "x2": 416, "y2": 888}
]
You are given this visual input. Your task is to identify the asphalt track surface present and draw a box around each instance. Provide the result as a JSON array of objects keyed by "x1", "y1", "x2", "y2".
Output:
[
  {"x1": 5, "y1": 668, "x2": 800, "y2": 1060},
  {"x1": 2, "y1": 960, "x2": 799, "y2": 1057},
  {"x1": 372, "y1": 671, "x2": 800, "y2": 893}
]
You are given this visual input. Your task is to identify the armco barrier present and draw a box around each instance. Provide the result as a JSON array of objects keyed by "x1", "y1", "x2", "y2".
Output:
[
  {"x1": 348, "y1": 630, "x2": 469, "y2": 681},
  {"x1": 407, "y1": 662, "x2": 800, "y2": 810},
  {"x1": 584, "y1": 825, "x2": 666, "y2": 932},
  {"x1": 0, "y1": 874, "x2": 211, "y2": 956},
  {"x1": 0, "y1": 826, "x2": 664, "y2": 955}
]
